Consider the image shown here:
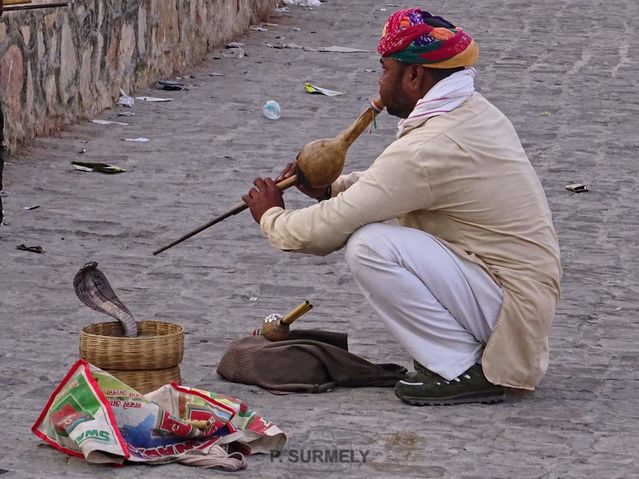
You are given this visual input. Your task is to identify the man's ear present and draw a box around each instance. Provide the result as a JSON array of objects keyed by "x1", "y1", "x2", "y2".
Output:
[
  {"x1": 415, "y1": 66, "x2": 439, "y2": 97},
  {"x1": 402, "y1": 64, "x2": 427, "y2": 93}
]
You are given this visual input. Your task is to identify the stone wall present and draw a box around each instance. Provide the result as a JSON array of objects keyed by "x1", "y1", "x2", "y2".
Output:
[{"x1": 0, "y1": 0, "x2": 274, "y2": 152}]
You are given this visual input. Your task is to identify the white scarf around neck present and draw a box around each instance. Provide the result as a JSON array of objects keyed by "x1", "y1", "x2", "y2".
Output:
[{"x1": 397, "y1": 67, "x2": 476, "y2": 138}]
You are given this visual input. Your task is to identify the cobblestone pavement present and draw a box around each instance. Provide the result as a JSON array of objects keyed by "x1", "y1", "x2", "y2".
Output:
[{"x1": 1, "y1": 1, "x2": 638, "y2": 477}]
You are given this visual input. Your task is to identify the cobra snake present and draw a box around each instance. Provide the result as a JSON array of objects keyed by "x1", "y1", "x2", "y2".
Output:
[{"x1": 73, "y1": 262, "x2": 137, "y2": 337}]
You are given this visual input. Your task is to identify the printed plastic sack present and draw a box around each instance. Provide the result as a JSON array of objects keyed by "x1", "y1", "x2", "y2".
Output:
[{"x1": 32, "y1": 360, "x2": 286, "y2": 470}]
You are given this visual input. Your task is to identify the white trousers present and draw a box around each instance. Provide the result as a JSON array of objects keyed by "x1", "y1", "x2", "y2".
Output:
[{"x1": 344, "y1": 223, "x2": 503, "y2": 380}]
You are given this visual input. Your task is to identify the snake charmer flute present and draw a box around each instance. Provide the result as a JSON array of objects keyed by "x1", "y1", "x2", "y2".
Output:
[
  {"x1": 253, "y1": 300, "x2": 313, "y2": 342},
  {"x1": 153, "y1": 98, "x2": 384, "y2": 255}
]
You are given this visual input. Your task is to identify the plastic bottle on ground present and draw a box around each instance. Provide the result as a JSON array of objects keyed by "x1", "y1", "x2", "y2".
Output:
[{"x1": 262, "y1": 100, "x2": 281, "y2": 120}]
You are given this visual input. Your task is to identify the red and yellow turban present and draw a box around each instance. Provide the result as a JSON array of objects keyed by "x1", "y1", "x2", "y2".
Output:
[{"x1": 377, "y1": 9, "x2": 479, "y2": 68}]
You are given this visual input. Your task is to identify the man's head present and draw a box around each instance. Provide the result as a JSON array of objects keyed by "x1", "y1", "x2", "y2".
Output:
[{"x1": 377, "y1": 8, "x2": 478, "y2": 118}]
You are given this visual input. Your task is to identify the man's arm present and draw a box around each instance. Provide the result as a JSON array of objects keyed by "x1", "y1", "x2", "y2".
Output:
[
  {"x1": 331, "y1": 170, "x2": 365, "y2": 196},
  {"x1": 259, "y1": 142, "x2": 433, "y2": 256}
]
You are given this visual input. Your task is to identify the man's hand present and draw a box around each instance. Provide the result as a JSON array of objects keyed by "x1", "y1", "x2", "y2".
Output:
[
  {"x1": 242, "y1": 177, "x2": 285, "y2": 224},
  {"x1": 276, "y1": 161, "x2": 331, "y2": 201}
]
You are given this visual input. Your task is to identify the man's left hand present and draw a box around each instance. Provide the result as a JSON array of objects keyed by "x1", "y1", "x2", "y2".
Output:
[{"x1": 242, "y1": 177, "x2": 285, "y2": 223}]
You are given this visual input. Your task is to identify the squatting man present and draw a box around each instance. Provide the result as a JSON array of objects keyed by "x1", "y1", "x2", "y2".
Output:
[{"x1": 242, "y1": 8, "x2": 561, "y2": 406}]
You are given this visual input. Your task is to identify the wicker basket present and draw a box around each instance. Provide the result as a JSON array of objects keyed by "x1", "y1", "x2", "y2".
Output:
[
  {"x1": 79, "y1": 320, "x2": 184, "y2": 371},
  {"x1": 105, "y1": 367, "x2": 181, "y2": 394}
]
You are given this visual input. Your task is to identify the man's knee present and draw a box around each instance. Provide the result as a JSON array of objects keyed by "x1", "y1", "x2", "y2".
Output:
[{"x1": 345, "y1": 223, "x2": 393, "y2": 271}]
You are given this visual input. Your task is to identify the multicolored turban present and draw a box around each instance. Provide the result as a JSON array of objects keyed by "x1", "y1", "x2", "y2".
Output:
[{"x1": 378, "y1": 9, "x2": 479, "y2": 68}]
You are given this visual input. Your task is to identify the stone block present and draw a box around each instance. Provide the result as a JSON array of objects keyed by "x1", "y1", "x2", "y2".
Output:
[
  {"x1": 79, "y1": 46, "x2": 93, "y2": 106},
  {"x1": 138, "y1": 5, "x2": 147, "y2": 56},
  {"x1": 44, "y1": 74, "x2": 58, "y2": 114},
  {"x1": 94, "y1": 32, "x2": 103, "y2": 81},
  {"x1": 20, "y1": 25, "x2": 31, "y2": 46},
  {"x1": 44, "y1": 13, "x2": 56, "y2": 30},
  {"x1": 106, "y1": 34, "x2": 119, "y2": 78},
  {"x1": 48, "y1": 33, "x2": 58, "y2": 65},
  {"x1": 118, "y1": 23, "x2": 136, "y2": 74},
  {"x1": 157, "y1": 2, "x2": 179, "y2": 49},
  {"x1": 37, "y1": 30, "x2": 45, "y2": 62},
  {"x1": 97, "y1": 0, "x2": 103, "y2": 29},
  {"x1": 0, "y1": 45, "x2": 24, "y2": 129},
  {"x1": 25, "y1": 61, "x2": 34, "y2": 117},
  {"x1": 59, "y1": 21, "x2": 77, "y2": 89}
]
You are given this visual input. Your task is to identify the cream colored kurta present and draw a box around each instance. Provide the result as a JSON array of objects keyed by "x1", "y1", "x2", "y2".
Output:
[{"x1": 260, "y1": 93, "x2": 561, "y2": 390}]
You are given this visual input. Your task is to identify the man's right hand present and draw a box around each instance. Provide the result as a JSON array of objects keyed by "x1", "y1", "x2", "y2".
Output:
[{"x1": 275, "y1": 161, "x2": 331, "y2": 201}]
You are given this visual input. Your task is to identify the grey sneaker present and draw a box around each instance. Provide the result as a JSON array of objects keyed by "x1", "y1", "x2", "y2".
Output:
[
  {"x1": 404, "y1": 359, "x2": 438, "y2": 381},
  {"x1": 395, "y1": 363, "x2": 505, "y2": 406}
]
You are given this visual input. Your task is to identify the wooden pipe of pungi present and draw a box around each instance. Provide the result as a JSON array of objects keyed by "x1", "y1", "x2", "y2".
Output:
[
  {"x1": 152, "y1": 98, "x2": 384, "y2": 255},
  {"x1": 252, "y1": 300, "x2": 313, "y2": 341}
]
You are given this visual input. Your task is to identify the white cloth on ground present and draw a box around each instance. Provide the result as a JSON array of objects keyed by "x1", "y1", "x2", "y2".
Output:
[{"x1": 344, "y1": 223, "x2": 503, "y2": 381}]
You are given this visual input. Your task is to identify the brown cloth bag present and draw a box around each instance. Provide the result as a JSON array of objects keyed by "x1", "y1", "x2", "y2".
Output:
[{"x1": 217, "y1": 330, "x2": 407, "y2": 393}]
